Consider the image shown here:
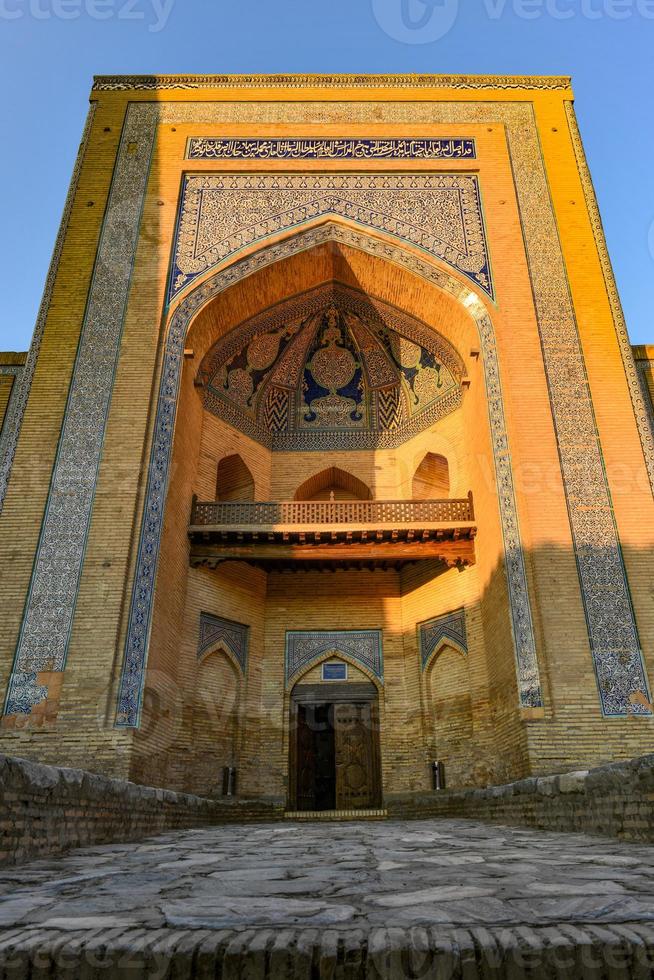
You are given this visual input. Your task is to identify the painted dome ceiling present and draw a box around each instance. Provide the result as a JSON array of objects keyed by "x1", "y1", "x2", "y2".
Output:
[{"x1": 197, "y1": 285, "x2": 465, "y2": 451}]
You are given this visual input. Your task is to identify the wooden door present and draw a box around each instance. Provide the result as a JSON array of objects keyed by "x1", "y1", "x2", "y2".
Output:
[
  {"x1": 334, "y1": 702, "x2": 379, "y2": 809},
  {"x1": 295, "y1": 705, "x2": 317, "y2": 811}
]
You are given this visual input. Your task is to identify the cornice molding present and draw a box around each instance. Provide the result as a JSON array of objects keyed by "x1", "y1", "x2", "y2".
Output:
[{"x1": 92, "y1": 73, "x2": 572, "y2": 93}]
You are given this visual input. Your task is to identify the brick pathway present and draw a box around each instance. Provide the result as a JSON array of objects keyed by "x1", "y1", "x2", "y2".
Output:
[{"x1": 1, "y1": 818, "x2": 654, "y2": 976}]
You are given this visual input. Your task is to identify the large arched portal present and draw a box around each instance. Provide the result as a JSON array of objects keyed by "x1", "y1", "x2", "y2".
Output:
[{"x1": 122, "y1": 229, "x2": 540, "y2": 805}]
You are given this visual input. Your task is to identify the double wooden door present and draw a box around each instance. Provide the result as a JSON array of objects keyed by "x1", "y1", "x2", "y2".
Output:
[{"x1": 293, "y1": 699, "x2": 380, "y2": 811}]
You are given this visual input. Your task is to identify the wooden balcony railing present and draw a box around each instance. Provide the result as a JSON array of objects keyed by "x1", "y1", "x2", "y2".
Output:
[{"x1": 191, "y1": 492, "x2": 474, "y2": 528}]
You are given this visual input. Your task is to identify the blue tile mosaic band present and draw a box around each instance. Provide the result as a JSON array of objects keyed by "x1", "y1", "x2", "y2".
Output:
[
  {"x1": 419, "y1": 609, "x2": 468, "y2": 671},
  {"x1": 198, "y1": 613, "x2": 248, "y2": 675},
  {"x1": 186, "y1": 137, "x2": 476, "y2": 161},
  {"x1": 285, "y1": 630, "x2": 383, "y2": 685},
  {"x1": 168, "y1": 173, "x2": 493, "y2": 304}
]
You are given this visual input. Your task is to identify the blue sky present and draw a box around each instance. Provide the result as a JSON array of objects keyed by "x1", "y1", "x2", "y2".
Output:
[{"x1": 1, "y1": 0, "x2": 652, "y2": 350}]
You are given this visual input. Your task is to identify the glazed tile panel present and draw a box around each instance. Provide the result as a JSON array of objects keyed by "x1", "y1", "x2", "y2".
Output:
[
  {"x1": 168, "y1": 174, "x2": 493, "y2": 303},
  {"x1": 285, "y1": 630, "x2": 383, "y2": 685},
  {"x1": 419, "y1": 609, "x2": 468, "y2": 670},
  {"x1": 198, "y1": 613, "x2": 248, "y2": 675},
  {"x1": 186, "y1": 137, "x2": 476, "y2": 160}
]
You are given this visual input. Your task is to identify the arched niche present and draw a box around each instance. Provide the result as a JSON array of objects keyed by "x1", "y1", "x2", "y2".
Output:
[
  {"x1": 190, "y1": 646, "x2": 241, "y2": 797},
  {"x1": 216, "y1": 454, "x2": 255, "y2": 501},
  {"x1": 426, "y1": 643, "x2": 473, "y2": 788},
  {"x1": 294, "y1": 467, "x2": 372, "y2": 502},
  {"x1": 413, "y1": 453, "x2": 450, "y2": 499}
]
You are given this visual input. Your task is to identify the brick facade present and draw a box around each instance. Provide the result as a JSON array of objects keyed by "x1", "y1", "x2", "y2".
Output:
[{"x1": 0, "y1": 76, "x2": 652, "y2": 809}]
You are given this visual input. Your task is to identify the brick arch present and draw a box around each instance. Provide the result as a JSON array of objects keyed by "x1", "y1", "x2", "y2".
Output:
[
  {"x1": 197, "y1": 640, "x2": 244, "y2": 679},
  {"x1": 216, "y1": 454, "x2": 255, "y2": 501},
  {"x1": 115, "y1": 221, "x2": 541, "y2": 728},
  {"x1": 413, "y1": 452, "x2": 450, "y2": 500},
  {"x1": 288, "y1": 649, "x2": 383, "y2": 692},
  {"x1": 294, "y1": 467, "x2": 372, "y2": 502},
  {"x1": 422, "y1": 636, "x2": 468, "y2": 675}
]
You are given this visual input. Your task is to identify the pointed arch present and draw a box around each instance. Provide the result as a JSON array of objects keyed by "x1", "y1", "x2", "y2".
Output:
[
  {"x1": 192, "y1": 645, "x2": 242, "y2": 796},
  {"x1": 413, "y1": 453, "x2": 450, "y2": 499},
  {"x1": 289, "y1": 648, "x2": 383, "y2": 692},
  {"x1": 426, "y1": 641, "x2": 474, "y2": 783},
  {"x1": 216, "y1": 454, "x2": 255, "y2": 501},
  {"x1": 294, "y1": 467, "x2": 372, "y2": 501},
  {"x1": 421, "y1": 635, "x2": 468, "y2": 675},
  {"x1": 116, "y1": 221, "x2": 541, "y2": 727},
  {"x1": 198, "y1": 640, "x2": 245, "y2": 680}
]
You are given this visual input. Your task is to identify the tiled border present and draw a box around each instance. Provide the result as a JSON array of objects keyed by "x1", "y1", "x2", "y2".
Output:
[
  {"x1": 92, "y1": 74, "x2": 571, "y2": 91},
  {"x1": 0, "y1": 365, "x2": 24, "y2": 444}
]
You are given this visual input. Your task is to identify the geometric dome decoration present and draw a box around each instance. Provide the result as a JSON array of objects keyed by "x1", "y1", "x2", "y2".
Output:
[{"x1": 197, "y1": 283, "x2": 465, "y2": 451}]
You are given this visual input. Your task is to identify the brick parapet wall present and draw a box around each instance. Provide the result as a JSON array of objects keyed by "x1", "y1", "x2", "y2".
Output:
[
  {"x1": 387, "y1": 752, "x2": 654, "y2": 843},
  {"x1": 3, "y1": 752, "x2": 654, "y2": 867},
  {"x1": 0, "y1": 754, "x2": 283, "y2": 865}
]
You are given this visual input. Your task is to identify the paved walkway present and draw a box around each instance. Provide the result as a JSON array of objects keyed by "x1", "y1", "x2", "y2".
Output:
[{"x1": 1, "y1": 818, "x2": 654, "y2": 976}]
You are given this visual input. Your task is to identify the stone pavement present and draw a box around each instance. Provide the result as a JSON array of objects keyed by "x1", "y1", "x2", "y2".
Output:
[{"x1": 1, "y1": 818, "x2": 654, "y2": 977}]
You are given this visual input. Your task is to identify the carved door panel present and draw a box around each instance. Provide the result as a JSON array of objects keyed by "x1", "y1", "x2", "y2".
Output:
[
  {"x1": 334, "y1": 702, "x2": 378, "y2": 809},
  {"x1": 296, "y1": 705, "x2": 316, "y2": 811}
]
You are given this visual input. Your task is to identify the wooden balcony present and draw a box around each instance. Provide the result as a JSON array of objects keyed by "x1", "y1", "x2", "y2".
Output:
[{"x1": 189, "y1": 494, "x2": 476, "y2": 572}]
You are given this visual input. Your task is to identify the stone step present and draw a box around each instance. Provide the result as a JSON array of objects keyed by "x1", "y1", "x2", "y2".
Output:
[{"x1": 284, "y1": 808, "x2": 387, "y2": 820}]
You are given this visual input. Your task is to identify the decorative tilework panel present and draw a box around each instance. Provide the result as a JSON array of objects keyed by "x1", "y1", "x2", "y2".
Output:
[
  {"x1": 0, "y1": 105, "x2": 96, "y2": 513},
  {"x1": 199, "y1": 283, "x2": 463, "y2": 452},
  {"x1": 186, "y1": 137, "x2": 476, "y2": 160},
  {"x1": 419, "y1": 609, "x2": 467, "y2": 671},
  {"x1": 198, "y1": 613, "x2": 248, "y2": 675},
  {"x1": 168, "y1": 174, "x2": 493, "y2": 303},
  {"x1": 4, "y1": 672, "x2": 48, "y2": 716},
  {"x1": 285, "y1": 630, "x2": 383, "y2": 685},
  {"x1": 3, "y1": 103, "x2": 158, "y2": 717}
]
